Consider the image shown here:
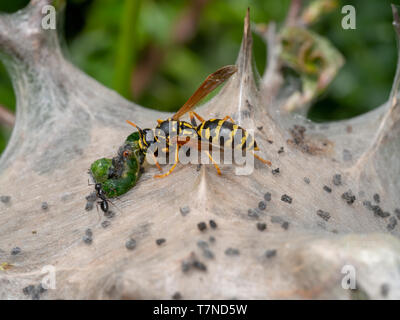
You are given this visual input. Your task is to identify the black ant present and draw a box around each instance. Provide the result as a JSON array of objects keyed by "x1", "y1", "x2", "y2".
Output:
[
  {"x1": 94, "y1": 183, "x2": 109, "y2": 214},
  {"x1": 87, "y1": 180, "x2": 116, "y2": 215}
]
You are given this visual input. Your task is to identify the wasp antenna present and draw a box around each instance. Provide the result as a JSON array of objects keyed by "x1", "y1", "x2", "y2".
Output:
[{"x1": 126, "y1": 120, "x2": 140, "y2": 129}]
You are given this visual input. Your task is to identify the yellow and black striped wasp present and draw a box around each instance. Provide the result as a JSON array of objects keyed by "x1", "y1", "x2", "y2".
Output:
[{"x1": 126, "y1": 65, "x2": 271, "y2": 178}]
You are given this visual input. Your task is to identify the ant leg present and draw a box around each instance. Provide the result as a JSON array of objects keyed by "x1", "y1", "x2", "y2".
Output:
[
  {"x1": 95, "y1": 202, "x2": 102, "y2": 221},
  {"x1": 205, "y1": 151, "x2": 222, "y2": 175},
  {"x1": 251, "y1": 151, "x2": 272, "y2": 167},
  {"x1": 154, "y1": 145, "x2": 179, "y2": 178},
  {"x1": 108, "y1": 200, "x2": 122, "y2": 213}
]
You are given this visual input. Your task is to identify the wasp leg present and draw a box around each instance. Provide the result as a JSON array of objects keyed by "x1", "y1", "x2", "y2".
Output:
[
  {"x1": 205, "y1": 151, "x2": 222, "y2": 175},
  {"x1": 154, "y1": 145, "x2": 180, "y2": 178},
  {"x1": 222, "y1": 115, "x2": 235, "y2": 123},
  {"x1": 189, "y1": 111, "x2": 205, "y2": 126},
  {"x1": 251, "y1": 151, "x2": 272, "y2": 167},
  {"x1": 189, "y1": 113, "x2": 198, "y2": 127},
  {"x1": 150, "y1": 153, "x2": 163, "y2": 172}
]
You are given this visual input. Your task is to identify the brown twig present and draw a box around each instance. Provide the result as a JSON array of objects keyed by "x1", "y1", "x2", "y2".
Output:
[{"x1": 285, "y1": 0, "x2": 302, "y2": 26}]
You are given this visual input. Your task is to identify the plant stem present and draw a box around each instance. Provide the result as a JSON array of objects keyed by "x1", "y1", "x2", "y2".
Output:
[{"x1": 112, "y1": 0, "x2": 142, "y2": 99}]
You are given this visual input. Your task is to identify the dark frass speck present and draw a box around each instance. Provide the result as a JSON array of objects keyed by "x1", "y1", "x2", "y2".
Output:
[
  {"x1": 272, "y1": 168, "x2": 280, "y2": 175},
  {"x1": 23, "y1": 284, "x2": 46, "y2": 300},
  {"x1": 156, "y1": 238, "x2": 166, "y2": 246},
  {"x1": 265, "y1": 249, "x2": 277, "y2": 258},
  {"x1": 11, "y1": 247, "x2": 21, "y2": 255},
  {"x1": 83, "y1": 235, "x2": 92, "y2": 244},
  {"x1": 197, "y1": 222, "x2": 207, "y2": 232},
  {"x1": 181, "y1": 261, "x2": 191, "y2": 273},
  {"x1": 264, "y1": 192, "x2": 271, "y2": 201},
  {"x1": 317, "y1": 209, "x2": 331, "y2": 221},
  {"x1": 257, "y1": 222, "x2": 267, "y2": 231},
  {"x1": 197, "y1": 240, "x2": 208, "y2": 249},
  {"x1": 248, "y1": 208, "x2": 259, "y2": 219},
  {"x1": 180, "y1": 206, "x2": 190, "y2": 216},
  {"x1": 192, "y1": 260, "x2": 207, "y2": 271},
  {"x1": 86, "y1": 192, "x2": 97, "y2": 202},
  {"x1": 323, "y1": 186, "x2": 332, "y2": 193},
  {"x1": 387, "y1": 217, "x2": 397, "y2": 231},
  {"x1": 381, "y1": 284, "x2": 390, "y2": 297},
  {"x1": 101, "y1": 220, "x2": 111, "y2": 228},
  {"x1": 281, "y1": 221, "x2": 289, "y2": 230},
  {"x1": 281, "y1": 194, "x2": 292, "y2": 204},
  {"x1": 85, "y1": 201, "x2": 94, "y2": 211},
  {"x1": 342, "y1": 190, "x2": 356, "y2": 205},
  {"x1": 225, "y1": 248, "x2": 240, "y2": 256},
  {"x1": 125, "y1": 238, "x2": 136, "y2": 250},
  {"x1": 202, "y1": 249, "x2": 214, "y2": 259},
  {"x1": 363, "y1": 200, "x2": 373, "y2": 210},
  {"x1": 395, "y1": 208, "x2": 400, "y2": 220},
  {"x1": 0, "y1": 195, "x2": 10, "y2": 203},
  {"x1": 332, "y1": 174, "x2": 342, "y2": 186},
  {"x1": 172, "y1": 292, "x2": 182, "y2": 300},
  {"x1": 23, "y1": 285, "x2": 35, "y2": 296},
  {"x1": 372, "y1": 205, "x2": 390, "y2": 218},
  {"x1": 258, "y1": 201, "x2": 267, "y2": 210},
  {"x1": 271, "y1": 216, "x2": 284, "y2": 224},
  {"x1": 209, "y1": 220, "x2": 217, "y2": 229}
]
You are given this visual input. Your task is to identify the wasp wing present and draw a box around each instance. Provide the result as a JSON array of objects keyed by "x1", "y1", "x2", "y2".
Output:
[{"x1": 172, "y1": 65, "x2": 237, "y2": 121}]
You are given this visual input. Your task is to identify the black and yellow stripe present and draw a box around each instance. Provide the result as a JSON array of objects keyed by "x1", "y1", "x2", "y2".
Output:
[
  {"x1": 141, "y1": 117, "x2": 258, "y2": 160},
  {"x1": 154, "y1": 119, "x2": 198, "y2": 147},
  {"x1": 197, "y1": 119, "x2": 258, "y2": 151}
]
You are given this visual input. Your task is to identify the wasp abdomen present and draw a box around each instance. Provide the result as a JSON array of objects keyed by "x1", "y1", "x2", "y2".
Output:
[{"x1": 198, "y1": 119, "x2": 257, "y2": 151}]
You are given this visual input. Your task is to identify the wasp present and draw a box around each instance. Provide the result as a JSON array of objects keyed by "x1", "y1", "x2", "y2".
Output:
[{"x1": 126, "y1": 65, "x2": 271, "y2": 177}]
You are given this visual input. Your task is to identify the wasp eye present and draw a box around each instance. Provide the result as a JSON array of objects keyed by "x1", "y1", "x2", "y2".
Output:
[{"x1": 144, "y1": 129, "x2": 154, "y2": 143}]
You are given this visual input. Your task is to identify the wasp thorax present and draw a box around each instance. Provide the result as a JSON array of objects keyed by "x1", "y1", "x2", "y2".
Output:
[{"x1": 138, "y1": 128, "x2": 155, "y2": 148}]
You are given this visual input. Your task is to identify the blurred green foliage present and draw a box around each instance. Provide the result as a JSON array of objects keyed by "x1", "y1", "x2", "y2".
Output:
[{"x1": 0, "y1": 0, "x2": 397, "y2": 154}]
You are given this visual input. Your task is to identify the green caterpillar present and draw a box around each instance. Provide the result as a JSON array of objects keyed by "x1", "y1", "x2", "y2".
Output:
[{"x1": 90, "y1": 132, "x2": 145, "y2": 198}]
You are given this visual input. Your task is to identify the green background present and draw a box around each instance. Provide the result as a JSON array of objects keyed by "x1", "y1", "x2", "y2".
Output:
[{"x1": 0, "y1": 0, "x2": 397, "y2": 154}]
